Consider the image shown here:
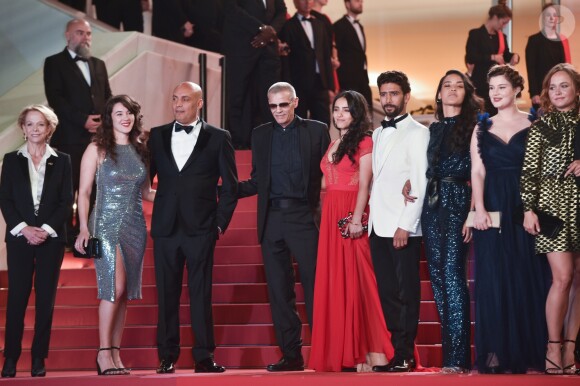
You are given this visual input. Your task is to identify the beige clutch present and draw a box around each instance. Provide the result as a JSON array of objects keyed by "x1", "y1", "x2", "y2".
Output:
[{"x1": 465, "y1": 211, "x2": 501, "y2": 228}]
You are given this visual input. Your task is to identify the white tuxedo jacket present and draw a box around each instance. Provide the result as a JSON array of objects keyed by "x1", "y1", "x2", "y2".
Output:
[{"x1": 368, "y1": 115, "x2": 429, "y2": 237}]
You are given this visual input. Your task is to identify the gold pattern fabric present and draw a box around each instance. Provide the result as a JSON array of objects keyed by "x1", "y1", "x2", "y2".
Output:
[{"x1": 520, "y1": 110, "x2": 580, "y2": 253}]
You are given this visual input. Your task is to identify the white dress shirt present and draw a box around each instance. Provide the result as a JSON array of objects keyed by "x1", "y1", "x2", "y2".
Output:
[
  {"x1": 68, "y1": 48, "x2": 91, "y2": 85},
  {"x1": 172, "y1": 119, "x2": 201, "y2": 171},
  {"x1": 11, "y1": 144, "x2": 59, "y2": 237}
]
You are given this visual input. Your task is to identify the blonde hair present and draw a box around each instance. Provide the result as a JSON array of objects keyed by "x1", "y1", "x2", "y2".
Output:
[{"x1": 17, "y1": 104, "x2": 59, "y2": 140}]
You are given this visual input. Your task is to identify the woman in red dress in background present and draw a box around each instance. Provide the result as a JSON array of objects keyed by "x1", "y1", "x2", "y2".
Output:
[{"x1": 309, "y1": 90, "x2": 392, "y2": 372}]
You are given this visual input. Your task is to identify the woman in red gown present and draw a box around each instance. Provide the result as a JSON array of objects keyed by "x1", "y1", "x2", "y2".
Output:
[{"x1": 309, "y1": 90, "x2": 393, "y2": 372}]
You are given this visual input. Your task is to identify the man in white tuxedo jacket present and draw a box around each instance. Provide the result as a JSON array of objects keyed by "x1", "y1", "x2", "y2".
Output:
[{"x1": 368, "y1": 71, "x2": 429, "y2": 373}]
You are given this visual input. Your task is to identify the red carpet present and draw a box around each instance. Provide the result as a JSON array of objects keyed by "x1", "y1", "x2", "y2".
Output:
[{"x1": 0, "y1": 369, "x2": 578, "y2": 386}]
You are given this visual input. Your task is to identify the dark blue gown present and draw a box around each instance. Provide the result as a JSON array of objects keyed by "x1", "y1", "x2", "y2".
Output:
[
  {"x1": 473, "y1": 117, "x2": 548, "y2": 373},
  {"x1": 421, "y1": 117, "x2": 472, "y2": 369}
]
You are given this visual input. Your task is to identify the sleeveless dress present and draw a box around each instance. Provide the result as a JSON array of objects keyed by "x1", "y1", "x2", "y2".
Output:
[
  {"x1": 309, "y1": 136, "x2": 395, "y2": 371},
  {"x1": 421, "y1": 117, "x2": 472, "y2": 369},
  {"x1": 473, "y1": 117, "x2": 548, "y2": 373},
  {"x1": 91, "y1": 144, "x2": 147, "y2": 302}
]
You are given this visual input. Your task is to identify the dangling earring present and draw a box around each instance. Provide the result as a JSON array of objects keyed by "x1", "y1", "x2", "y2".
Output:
[
  {"x1": 436, "y1": 98, "x2": 442, "y2": 104},
  {"x1": 23, "y1": 133, "x2": 27, "y2": 141}
]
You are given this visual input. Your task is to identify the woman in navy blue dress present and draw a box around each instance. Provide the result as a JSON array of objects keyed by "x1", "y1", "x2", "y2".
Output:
[{"x1": 470, "y1": 65, "x2": 548, "y2": 374}]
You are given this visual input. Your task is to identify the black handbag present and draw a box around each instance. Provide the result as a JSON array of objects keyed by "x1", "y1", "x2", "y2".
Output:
[
  {"x1": 73, "y1": 236, "x2": 102, "y2": 259},
  {"x1": 73, "y1": 165, "x2": 102, "y2": 259},
  {"x1": 513, "y1": 207, "x2": 564, "y2": 239}
]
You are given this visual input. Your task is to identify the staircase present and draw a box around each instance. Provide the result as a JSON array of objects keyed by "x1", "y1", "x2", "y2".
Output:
[{"x1": 0, "y1": 150, "x2": 474, "y2": 371}]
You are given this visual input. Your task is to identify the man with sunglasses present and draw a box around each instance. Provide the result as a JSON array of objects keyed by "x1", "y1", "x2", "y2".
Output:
[{"x1": 239, "y1": 82, "x2": 330, "y2": 372}]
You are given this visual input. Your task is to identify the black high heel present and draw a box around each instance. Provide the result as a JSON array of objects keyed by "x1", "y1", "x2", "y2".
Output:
[
  {"x1": 96, "y1": 348, "x2": 120, "y2": 375},
  {"x1": 111, "y1": 346, "x2": 130, "y2": 375},
  {"x1": 545, "y1": 340, "x2": 563, "y2": 375},
  {"x1": 562, "y1": 340, "x2": 577, "y2": 375}
]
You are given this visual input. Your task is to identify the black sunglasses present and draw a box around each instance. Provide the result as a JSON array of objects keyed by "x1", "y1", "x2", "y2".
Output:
[{"x1": 268, "y1": 102, "x2": 292, "y2": 109}]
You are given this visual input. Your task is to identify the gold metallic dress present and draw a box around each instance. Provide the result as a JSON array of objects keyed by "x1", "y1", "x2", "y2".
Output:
[{"x1": 520, "y1": 110, "x2": 580, "y2": 254}]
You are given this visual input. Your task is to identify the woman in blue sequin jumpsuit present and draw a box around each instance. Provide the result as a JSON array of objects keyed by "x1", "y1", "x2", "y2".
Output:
[
  {"x1": 405, "y1": 70, "x2": 482, "y2": 373},
  {"x1": 75, "y1": 95, "x2": 156, "y2": 375}
]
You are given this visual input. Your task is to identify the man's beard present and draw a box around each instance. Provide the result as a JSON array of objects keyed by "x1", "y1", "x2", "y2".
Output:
[
  {"x1": 75, "y1": 44, "x2": 91, "y2": 58},
  {"x1": 383, "y1": 103, "x2": 404, "y2": 119}
]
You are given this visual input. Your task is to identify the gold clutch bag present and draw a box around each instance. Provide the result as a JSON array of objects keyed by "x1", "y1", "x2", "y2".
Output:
[{"x1": 465, "y1": 211, "x2": 501, "y2": 228}]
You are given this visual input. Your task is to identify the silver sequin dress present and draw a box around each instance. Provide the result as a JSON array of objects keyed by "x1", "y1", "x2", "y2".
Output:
[{"x1": 91, "y1": 144, "x2": 147, "y2": 301}]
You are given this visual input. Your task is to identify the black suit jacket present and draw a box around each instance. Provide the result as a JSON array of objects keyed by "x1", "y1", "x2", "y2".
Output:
[
  {"x1": 0, "y1": 150, "x2": 73, "y2": 244},
  {"x1": 184, "y1": 0, "x2": 225, "y2": 53},
  {"x1": 222, "y1": 0, "x2": 287, "y2": 55},
  {"x1": 152, "y1": 0, "x2": 189, "y2": 43},
  {"x1": 238, "y1": 117, "x2": 330, "y2": 242},
  {"x1": 148, "y1": 121, "x2": 238, "y2": 237},
  {"x1": 279, "y1": 14, "x2": 334, "y2": 93},
  {"x1": 333, "y1": 16, "x2": 369, "y2": 93},
  {"x1": 465, "y1": 25, "x2": 514, "y2": 96},
  {"x1": 44, "y1": 48, "x2": 112, "y2": 147}
]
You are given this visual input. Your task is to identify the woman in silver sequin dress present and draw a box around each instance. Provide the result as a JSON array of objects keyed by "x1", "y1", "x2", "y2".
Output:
[
  {"x1": 75, "y1": 95, "x2": 156, "y2": 375},
  {"x1": 521, "y1": 63, "x2": 580, "y2": 375}
]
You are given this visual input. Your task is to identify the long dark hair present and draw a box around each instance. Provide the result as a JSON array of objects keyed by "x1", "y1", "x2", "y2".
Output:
[
  {"x1": 332, "y1": 90, "x2": 372, "y2": 164},
  {"x1": 435, "y1": 70, "x2": 483, "y2": 152},
  {"x1": 94, "y1": 94, "x2": 149, "y2": 165}
]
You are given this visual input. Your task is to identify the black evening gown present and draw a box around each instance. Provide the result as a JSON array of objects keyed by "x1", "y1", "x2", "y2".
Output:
[{"x1": 473, "y1": 117, "x2": 548, "y2": 373}]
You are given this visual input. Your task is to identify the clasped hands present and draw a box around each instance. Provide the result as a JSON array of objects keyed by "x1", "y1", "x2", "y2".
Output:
[
  {"x1": 22, "y1": 226, "x2": 49, "y2": 246},
  {"x1": 251, "y1": 25, "x2": 277, "y2": 48}
]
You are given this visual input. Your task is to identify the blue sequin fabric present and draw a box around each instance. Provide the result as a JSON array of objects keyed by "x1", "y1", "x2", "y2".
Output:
[
  {"x1": 91, "y1": 144, "x2": 147, "y2": 301},
  {"x1": 421, "y1": 117, "x2": 472, "y2": 369}
]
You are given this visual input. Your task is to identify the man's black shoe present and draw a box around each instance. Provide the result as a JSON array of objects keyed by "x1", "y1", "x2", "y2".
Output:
[
  {"x1": 31, "y1": 358, "x2": 46, "y2": 377},
  {"x1": 266, "y1": 356, "x2": 304, "y2": 372},
  {"x1": 373, "y1": 358, "x2": 415, "y2": 373},
  {"x1": 1, "y1": 358, "x2": 16, "y2": 378},
  {"x1": 156, "y1": 359, "x2": 175, "y2": 374},
  {"x1": 195, "y1": 358, "x2": 225, "y2": 373}
]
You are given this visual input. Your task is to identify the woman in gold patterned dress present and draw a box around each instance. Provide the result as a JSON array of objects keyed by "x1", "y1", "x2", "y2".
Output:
[{"x1": 520, "y1": 63, "x2": 580, "y2": 375}]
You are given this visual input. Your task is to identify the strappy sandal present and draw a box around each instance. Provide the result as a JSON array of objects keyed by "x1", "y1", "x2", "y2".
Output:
[
  {"x1": 96, "y1": 348, "x2": 121, "y2": 376},
  {"x1": 111, "y1": 346, "x2": 131, "y2": 375},
  {"x1": 562, "y1": 340, "x2": 577, "y2": 375},
  {"x1": 545, "y1": 340, "x2": 563, "y2": 375}
]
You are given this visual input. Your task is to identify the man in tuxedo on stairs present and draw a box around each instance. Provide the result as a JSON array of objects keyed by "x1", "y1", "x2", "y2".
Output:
[
  {"x1": 238, "y1": 82, "x2": 330, "y2": 371},
  {"x1": 148, "y1": 81, "x2": 238, "y2": 374},
  {"x1": 279, "y1": 0, "x2": 333, "y2": 126},
  {"x1": 368, "y1": 71, "x2": 429, "y2": 373},
  {"x1": 333, "y1": 0, "x2": 372, "y2": 107},
  {"x1": 43, "y1": 18, "x2": 112, "y2": 248}
]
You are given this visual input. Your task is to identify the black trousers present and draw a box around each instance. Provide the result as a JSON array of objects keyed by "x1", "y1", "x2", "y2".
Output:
[
  {"x1": 95, "y1": 0, "x2": 144, "y2": 32},
  {"x1": 226, "y1": 47, "x2": 281, "y2": 148},
  {"x1": 153, "y1": 227, "x2": 217, "y2": 363},
  {"x1": 4, "y1": 238, "x2": 64, "y2": 360},
  {"x1": 261, "y1": 204, "x2": 318, "y2": 359},
  {"x1": 369, "y1": 231, "x2": 421, "y2": 360},
  {"x1": 295, "y1": 76, "x2": 330, "y2": 126},
  {"x1": 55, "y1": 143, "x2": 90, "y2": 244}
]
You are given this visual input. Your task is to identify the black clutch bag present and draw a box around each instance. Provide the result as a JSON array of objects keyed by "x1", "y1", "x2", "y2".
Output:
[
  {"x1": 73, "y1": 236, "x2": 102, "y2": 259},
  {"x1": 338, "y1": 212, "x2": 368, "y2": 239},
  {"x1": 513, "y1": 207, "x2": 564, "y2": 239}
]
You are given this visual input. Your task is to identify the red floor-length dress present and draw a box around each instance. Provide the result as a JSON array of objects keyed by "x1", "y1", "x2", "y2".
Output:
[{"x1": 309, "y1": 136, "x2": 395, "y2": 371}]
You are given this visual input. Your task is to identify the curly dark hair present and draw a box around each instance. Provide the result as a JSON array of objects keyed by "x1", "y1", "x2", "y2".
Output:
[
  {"x1": 487, "y1": 64, "x2": 525, "y2": 98},
  {"x1": 377, "y1": 70, "x2": 411, "y2": 94},
  {"x1": 540, "y1": 63, "x2": 580, "y2": 113},
  {"x1": 94, "y1": 94, "x2": 149, "y2": 165},
  {"x1": 331, "y1": 90, "x2": 372, "y2": 165},
  {"x1": 435, "y1": 70, "x2": 483, "y2": 152}
]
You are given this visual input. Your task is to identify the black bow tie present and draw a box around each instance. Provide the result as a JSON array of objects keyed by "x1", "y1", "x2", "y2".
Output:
[
  {"x1": 74, "y1": 56, "x2": 88, "y2": 62},
  {"x1": 301, "y1": 16, "x2": 313, "y2": 22},
  {"x1": 381, "y1": 114, "x2": 408, "y2": 129},
  {"x1": 352, "y1": 19, "x2": 360, "y2": 24},
  {"x1": 175, "y1": 122, "x2": 194, "y2": 134}
]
